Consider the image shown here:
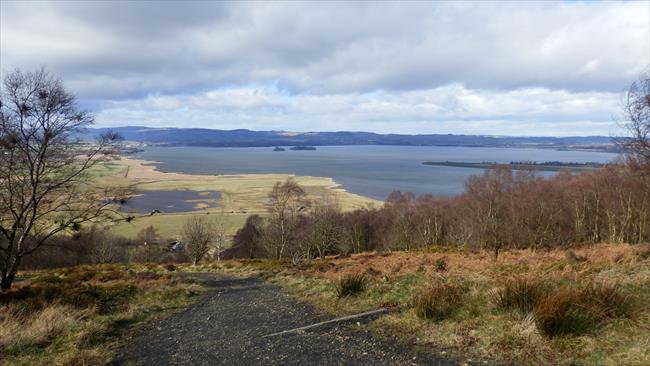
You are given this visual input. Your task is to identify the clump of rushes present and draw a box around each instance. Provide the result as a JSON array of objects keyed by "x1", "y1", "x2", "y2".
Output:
[
  {"x1": 533, "y1": 287, "x2": 598, "y2": 337},
  {"x1": 435, "y1": 258, "x2": 447, "y2": 272},
  {"x1": 413, "y1": 280, "x2": 466, "y2": 321},
  {"x1": 533, "y1": 282, "x2": 632, "y2": 338},
  {"x1": 580, "y1": 281, "x2": 632, "y2": 319},
  {"x1": 493, "y1": 276, "x2": 550, "y2": 314},
  {"x1": 336, "y1": 273, "x2": 367, "y2": 298}
]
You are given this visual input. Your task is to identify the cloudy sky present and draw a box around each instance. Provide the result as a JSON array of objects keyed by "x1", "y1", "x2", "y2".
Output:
[{"x1": 1, "y1": 1, "x2": 648, "y2": 136}]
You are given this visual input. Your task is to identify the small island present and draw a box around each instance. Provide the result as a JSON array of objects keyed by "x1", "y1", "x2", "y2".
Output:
[
  {"x1": 289, "y1": 146, "x2": 317, "y2": 151},
  {"x1": 423, "y1": 161, "x2": 604, "y2": 172},
  {"x1": 273, "y1": 146, "x2": 286, "y2": 151}
]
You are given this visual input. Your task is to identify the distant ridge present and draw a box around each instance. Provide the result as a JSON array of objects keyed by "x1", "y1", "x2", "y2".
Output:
[{"x1": 85, "y1": 126, "x2": 617, "y2": 152}]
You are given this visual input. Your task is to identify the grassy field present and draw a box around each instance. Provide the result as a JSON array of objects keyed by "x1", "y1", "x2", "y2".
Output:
[
  {"x1": 208, "y1": 243, "x2": 650, "y2": 366},
  {"x1": 91, "y1": 157, "x2": 380, "y2": 238},
  {"x1": 5, "y1": 244, "x2": 647, "y2": 365},
  {"x1": 0, "y1": 264, "x2": 206, "y2": 365}
]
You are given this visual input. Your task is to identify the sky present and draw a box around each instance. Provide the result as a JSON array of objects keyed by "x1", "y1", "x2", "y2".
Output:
[{"x1": 1, "y1": 1, "x2": 648, "y2": 136}]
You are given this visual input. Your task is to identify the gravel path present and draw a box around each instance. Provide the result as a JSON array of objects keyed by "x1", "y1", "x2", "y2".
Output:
[{"x1": 111, "y1": 273, "x2": 457, "y2": 366}]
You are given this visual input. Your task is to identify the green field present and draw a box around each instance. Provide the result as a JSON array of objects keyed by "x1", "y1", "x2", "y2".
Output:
[{"x1": 113, "y1": 212, "x2": 253, "y2": 238}]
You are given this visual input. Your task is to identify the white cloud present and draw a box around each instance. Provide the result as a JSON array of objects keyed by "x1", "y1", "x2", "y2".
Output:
[
  {"x1": 95, "y1": 85, "x2": 621, "y2": 136},
  {"x1": 1, "y1": 1, "x2": 647, "y2": 135}
]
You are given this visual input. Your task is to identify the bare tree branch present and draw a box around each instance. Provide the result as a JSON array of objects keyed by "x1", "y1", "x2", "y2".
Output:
[{"x1": 0, "y1": 68, "x2": 123, "y2": 290}]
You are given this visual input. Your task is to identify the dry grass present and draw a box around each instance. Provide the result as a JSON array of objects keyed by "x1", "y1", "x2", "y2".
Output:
[
  {"x1": 215, "y1": 243, "x2": 650, "y2": 366},
  {"x1": 493, "y1": 276, "x2": 551, "y2": 314},
  {"x1": 533, "y1": 281, "x2": 633, "y2": 338},
  {"x1": 0, "y1": 264, "x2": 206, "y2": 366},
  {"x1": 413, "y1": 279, "x2": 467, "y2": 321},
  {"x1": 0, "y1": 304, "x2": 77, "y2": 349},
  {"x1": 336, "y1": 273, "x2": 367, "y2": 298},
  {"x1": 287, "y1": 243, "x2": 648, "y2": 282},
  {"x1": 533, "y1": 286, "x2": 601, "y2": 337}
]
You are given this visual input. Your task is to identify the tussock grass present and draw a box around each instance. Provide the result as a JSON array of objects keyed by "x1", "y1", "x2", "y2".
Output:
[
  {"x1": 336, "y1": 273, "x2": 367, "y2": 298},
  {"x1": 493, "y1": 276, "x2": 550, "y2": 314},
  {"x1": 413, "y1": 280, "x2": 467, "y2": 321},
  {"x1": 533, "y1": 287, "x2": 600, "y2": 337},
  {"x1": 581, "y1": 281, "x2": 632, "y2": 319},
  {"x1": 533, "y1": 282, "x2": 633, "y2": 338}
]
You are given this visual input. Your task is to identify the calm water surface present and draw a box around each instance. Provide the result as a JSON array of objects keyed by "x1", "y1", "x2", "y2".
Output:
[
  {"x1": 136, "y1": 146, "x2": 618, "y2": 200},
  {"x1": 120, "y1": 190, "x2": 221, "y2": 213}
]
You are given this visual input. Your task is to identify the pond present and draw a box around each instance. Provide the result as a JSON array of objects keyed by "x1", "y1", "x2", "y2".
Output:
[{"x1": 119, "y1": 190, "x2": 221, "y2": 213}]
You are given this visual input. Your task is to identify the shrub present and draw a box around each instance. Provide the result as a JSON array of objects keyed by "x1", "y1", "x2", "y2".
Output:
[
  {"x1": 33, "y1": 274, "x2": 66, "y2": 285},
  {"x1": 60, "y1": 285, "x2": 102, "y2": 309},
  {"x1": 130, "y1": 271, "x2": 161, "y2": 281},
  {"x1": 0, "y1": 286, "x2": 48, "y2": 314},
  {"x1": 336, "y1": 273, "x2": 367, "y2": 298},
  {"x1": 413, "y1": 280, "x2": 466, "y2": 321},
  {"x1": 95, "y1": 284, "x2": 137, "y2": 314},
  {"x1": 493, "y1": 277, "x2": 550, "y2": 314},
  {"x1": 95, "y1": 270, "x2": 124, "y2": 282},
  {"x1": 163, "y1": 263, "x2": 176, "y2": 272},
  {"x1": 65, "y1": 269, "x2": 98, "y2": 282}
]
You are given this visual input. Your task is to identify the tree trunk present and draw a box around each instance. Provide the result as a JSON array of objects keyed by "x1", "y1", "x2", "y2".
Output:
[
  {"x1": 1, "y1": 255, "x2": 21, "y2": 291},
  {"x1": 1, "y1": 270, "x2": 16, "y2": 291}
]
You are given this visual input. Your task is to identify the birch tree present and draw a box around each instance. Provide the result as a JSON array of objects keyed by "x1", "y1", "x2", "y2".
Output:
[{"x1": 0, "y1": 68, "x2": 122, "y2": 290}]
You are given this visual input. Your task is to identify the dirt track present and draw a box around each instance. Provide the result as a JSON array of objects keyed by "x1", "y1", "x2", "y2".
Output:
[{"x1": 111, "y1": 274, "x2": 457, "y2": 366}]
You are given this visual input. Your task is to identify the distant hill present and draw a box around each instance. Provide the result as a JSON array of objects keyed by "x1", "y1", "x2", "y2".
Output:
[{"x1": 84, "y1": 126, "x2": 618, "y2": 152}]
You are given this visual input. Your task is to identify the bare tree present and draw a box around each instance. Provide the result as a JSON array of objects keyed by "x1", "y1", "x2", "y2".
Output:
[
  {"x1": 465, "y1": 167, "x2": 513, "y2": 260},
  {"x1": 212, "y1": 212, "x2": 227, "y2": 261},
  {"x1": 182, "y1": 215, "x2": 214, "y2": 265},
  {"x1": 621, "y1": 68, "x2": 650, "y2": 170},
  {"x1": 88, "y1": 227, "x2": 119, "y2": 264},
  {"x1": 265, "y1": 178, "x2": 309, "y2": 260},
  {"x1": 414, "y1": 195, "x2": 448, "y2": 248},
  {"x1": 232, "y1": 214, "x2": 265, "y2": 259},
  {"x1": 307, "y1": 193, "x2": 342, "y2": 258},
  {"x1": 341, "y1": 209, "x2": 375, "y2": 254},
  {"x1": 385, "y1": 190, "x2": 417, "y2": 249},
  {"x1": 0, "y1": 68, "x2": 122, "y2": 290},
  {"x1": 135, "y1": 225, "x2": 161, "y2": 262}
]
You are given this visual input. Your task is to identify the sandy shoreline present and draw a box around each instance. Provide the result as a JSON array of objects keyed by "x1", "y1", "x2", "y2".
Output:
[
  {"x1": 118, "y1": 156, "x2": 370, "y2": 200},
  {"x1": 103, "y1": 156, "x2": 379, "y2": 238}
]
